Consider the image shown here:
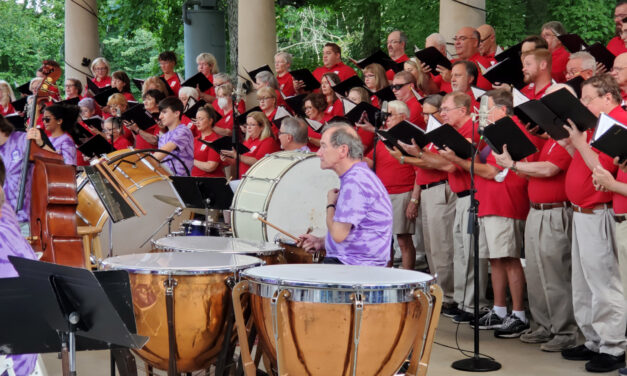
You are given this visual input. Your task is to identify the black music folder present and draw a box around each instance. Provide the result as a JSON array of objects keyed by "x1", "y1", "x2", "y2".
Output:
[
  {"x1": 558, "y1": 33, "x2": 588, "y2": 53},
  {"x1": 427, "y1": 124, "x2": 474, "y2": 159},
  {"x1": 5, "y1": 113, "x2": 25, "y2": 130},
  {"x1": 82, "y1": 115, "x2": 104, "y2": 131},
  {"x1": 495, "y1": 42, "x2": 522, "y2": 62},
  {"x1": 564, "y1": 75, "x2": 585, "y2": 98},
  {"x1": 345, "y1": 101, "x2": 381, "y2": 126},
  {"x1": 284, "y1": 94, "x2": 307, "y2": 117},
  {"x1": 586, "y1": 43, "x2": 616, "y2": 71},
  {"x1": 181, "y1": 72, "x2": 213, "y2": 93},
  {"x1": 354, "y1": 49, "x2": 404, "y2": 72},
  {"x1": 272, "y1": 106, "x2": 292, "y2": 128},
  {"x1": 482, "y1": 116, "x2": 538, "y2": 161},
  {"x1": 377, "y1": 120, "x2": 428, "y2": 156},
  {"x1": 68, "y1": 122, "x2": 94, "y2": 145},
  {"x1": 16, "y1": 81, "x2": 32, "y2": 96},
  {"x1": 56, "y1": 97, "x2": 80, "y2": 106},
  {"x1": 121, "y1": 104, "x2": 157, "y2": 130},
  {"x1": 201, "y1": 136, "x2": 250, "y2": 154},
  {"x1": 304, "y1": 118, "x2": 324, "y2": 133},
  {"x1": 483, "y1": 57, "x2": 525, "y2": 88},
  {"x1": 87, "y1": 78, "x2": 107, "y2": 95},
  {"x1": 331, "y1": 75, "x2": 368, "y2": 96},
  {"x1": 11, "y1": 97, "x2": 27, "y2": 113},
  {"x1": 170, "y1": 176, "x2": 234, "y2": 210},
  {"x1": 183, "y1": 99, "x2": 208, "y2": 120},
  {"x1": 514, "y1": 88, "x2": 597, "y2": 140},
  {"x1": 414, "y1": 47, "x2": 452, "y2": 75},
  {"x1": 93, "y1": 86, "x2": 120, "y2": 107},
  {"x1": 374, "y1": 86, "x2": 396, "y2": 102},
  {"x1": 591, "y1": 113, "x2": 627, "y2": 163},
  {"x1": 158, "y1": 76, "x2": 176, "y2": 96},
  {"x1": 132, "y1": 78, "x2": 145, "y2": 91},
  {"x1": 235, "y1": 106, "x2": 262, "y2": 125},
  {"x1": 78, "y1": 134, "x2": 116, "y2": 158},
  {"x1": 246, "y1": 65, "x2": 273, "y2": 82},
  {"x1": 289, "y1": 69, "x2": 321, "y2": 91}
]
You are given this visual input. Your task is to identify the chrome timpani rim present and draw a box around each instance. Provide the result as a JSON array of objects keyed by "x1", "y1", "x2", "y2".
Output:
[
  {"x1": 100, "y1": 252, "x2": 265, "y2": 275},
  {"x1": 152, "y1": 236, "x2": 284, "y2": 256},
  {"x1": 242, "y1": 264, "x2": 435, "y2": 304}
]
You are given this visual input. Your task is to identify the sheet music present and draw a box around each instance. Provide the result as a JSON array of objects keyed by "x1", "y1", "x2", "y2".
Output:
[
  {"x1": 593, "y1": 113, "x2": 627, "y2": 141},
  {"x1": 305, "y1": 118, "x2": 323, "y2": 132},
  {"x1": 274, "y1": 106, "x2": 291, "y2": 120},
  {"x1": 471, "y1": 86, "x2": 486, "y2": 99},
  {"x1": 411, "y1": 87, "x2": 423, "y2": 100},
  {"x1": 477, "y1": 61, "x2": 488, "y2": 74},
  {"x1": 512, "y1": 88, "x2": 530, "y2": 107},
  {"x1": 342, "y1": 98, "x2": 357, "y2": 114},
  {"x1": 426, "y1": 115, "x2": 443, "y2": 133}
]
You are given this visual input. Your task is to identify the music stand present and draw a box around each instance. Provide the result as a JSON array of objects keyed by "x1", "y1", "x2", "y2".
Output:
[
  {"x1": 169, "y1": 176, "x2": 234, "y2": 235},
  {"x1": 0, "y1": 256, "x2": 148, "y2": 376}
]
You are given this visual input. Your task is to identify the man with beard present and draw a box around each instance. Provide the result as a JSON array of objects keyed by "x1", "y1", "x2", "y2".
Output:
[
  {"x1": 607, "y1": 1, "x2": 627, "y2": 56},
  {"x1": 520, "y1": 49, "x2": 553, "y2": 100}
]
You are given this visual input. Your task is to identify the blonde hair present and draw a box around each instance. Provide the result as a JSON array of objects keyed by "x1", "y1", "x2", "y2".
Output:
[
  {"x1": 0, "y1": 80, "x2": 15, "y2": 106},
  {"x1": 363, "y1": 63, "x2": 389, "y2": 91},
  {"x1": 246, "y1": 111, "x2": 273, "y2": 141},
  {"x1": 142, "y1": 76, "x2": 168, "y2": 96},
  {"x1": 257, "y1": 86, "x2": 276, "y2": 99},
  {"x1": 216, "y1": 82, "x2": 233, "y2": 97},
  {"x1": 107, "y1": 93, "x2": 128, "y2": 108},
  {"x1": 405, "y1": 57, "x2": 430, "y2": 94},
  {"x1": 90, "y1": 57, "x2": 110, "y2": 76},
  {"x1": 196, "y1": 53, "x2": 219, "y2": 74}
]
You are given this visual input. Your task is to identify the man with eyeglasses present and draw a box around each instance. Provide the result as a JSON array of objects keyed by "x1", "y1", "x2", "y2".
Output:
[
  {"x1": 436, "y1": 91, "x2": 489, "y2": 324},
  {"x1": 560, "y1": 74, "x2": 627, "y2": 373},
  {"x1": 386, "y1": 30, "x2": 409, "y2": 81},
  {"x1": 540, "y1": 21, "x2": 570, "y2": 83},
  {"x1": 477, "y1": 24, "x2": 499, "y2": 65},
  {"x1": 565, "y1": 51, "x2": 596, "y2": 83},
  {"x1": 607, "y1": 1, "x2": 627, "y2": 56},
  {"x1": 521, "y1": 49, "x2": 554, "y2": 100},
  {"x1": 391, "y1": 71, "x2": 425, "y2": 129},
  {"x1": 610, "y1": 53, "x2": 627, "y2": 103},
  {"x1": 277, "y1": 118, "x2": 309, "y2": 152}
]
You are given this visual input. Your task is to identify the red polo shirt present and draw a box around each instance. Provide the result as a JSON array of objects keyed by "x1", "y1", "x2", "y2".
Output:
[
  {"x1": 239, "y1": 136, "x2": 280, "y2": 178},
  {"x1": 366, "y1": 140, "x2": 416, "y2": 194},
  {"x1": 191, "y1": 132, "x2": 224, "y2": 177},
  {"x1": 405, "y1": 96, "x2": 426, "y2": 129},
  {"x1": 607, "y1": 36, "x2": 627, "y2": 57},
  {"x1": 386, "y1": 54, "x2": 409, "y2": 81},
  {"x1": 447, "y1": 118, "x2": 480, "y2": 193},
  {"x1": 565, "y1": 105, "x2": 625, "y2": 208},
  {"x1": 323, "y1": 98, "x2": 344, "y2": 122},
  {"x1": 527, "y1": 139, "x2": 572, "y2": 204},
  {"x1": 476, "y1": 151, "x2": 529, "y2": 219},
  {"x1": 162, "y1": 73, "x2": 181, "y2": 96},
  {"x1": 313, "y1": 62, "x2": 357, "y2": 82},
  {"x1": 277, "y1": 73, "x2": 295, "y2": 97},
  {"x1": 415, "y1": 144, "x2": 448, "y2": 185},
  {"x1": 614, "y1": 170, "x2": 627, "y2": 214},
  {"x1": 551, "y1": 46, "x2": 570, "y2": 83},
  {"x1": 520, "y1": 82, "x2": 551, "y2": 100}
]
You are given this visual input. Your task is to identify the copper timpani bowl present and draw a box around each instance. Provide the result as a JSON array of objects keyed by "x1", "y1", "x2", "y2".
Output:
[
  {"x1": 100, "y1": 252, "x2": 264, "y2": 373},
  {"x1": 232, "y1": 264, "x2": 442, "y2": 376},
  {"x1": 152, "y1": 236, "x2": 286, "y2": 265}
]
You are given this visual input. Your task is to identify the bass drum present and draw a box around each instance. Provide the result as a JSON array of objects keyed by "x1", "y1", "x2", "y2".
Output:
[
  {"x1": 76, "y1": 149, "x2": 187, "y2": 256},
  {"x1": 231, "y1": 151, "x2": 339, "y2": 242}
]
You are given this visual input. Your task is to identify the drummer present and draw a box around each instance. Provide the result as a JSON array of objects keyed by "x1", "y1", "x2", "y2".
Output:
[
  {"x1": 278, "y1": 117, "x2": 310, "y2": 152},
  {"x1": 298, "y1": 122, "x2": 393, "y2": 266}
]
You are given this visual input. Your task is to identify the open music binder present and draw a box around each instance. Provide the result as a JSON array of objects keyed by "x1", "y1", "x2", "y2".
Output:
[
  {"x1": 482, "y1": 117, "x2": 538, "y2": 161},
  {"x1": 591, "y1": 112, "x2": 627, "y2": 163}
]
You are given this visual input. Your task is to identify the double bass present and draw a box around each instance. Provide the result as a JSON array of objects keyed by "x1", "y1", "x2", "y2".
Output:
[{"x1": 16, "y1": 61, "x2": 85, "y2": 267}]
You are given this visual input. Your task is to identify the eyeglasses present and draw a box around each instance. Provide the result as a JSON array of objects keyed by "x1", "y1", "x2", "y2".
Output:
[
  {"x1": 304, "y1": 106, "x2": 314, "y2": 111},
  {"x1": 423, "y1": 111, "x2": 439, "y2": 116},
  {"x1": 581, "y1": 95, "x2": 601, "y2": 105},
  {"x1": 42, "y1": 117, "x2": 52, "y2": 123},
  {"x1": 453, "y1": 36, "x2": 476, "y2": 42},
  {"x1": 94, "y1": 67, "x2": 107, "y2": 71},
  {"x1": 364, "y1": 74, "x2": 376, "y2": 79},
  {"x1": 390, "y1": 82, "x2": 410, "y2": 91},
  {"x1": 258, "y1": 97, "x2": 274, "y2": 101},
  {"x1": 387, "y1": 39, "x2": 402, "y2": 45},
  {"x1": 277, "y1": 131, "x2": 289, "y2": 136},
  {"x1": 439, "y1": 106, "x2": 463, "y2": 113},
  {"x1": 65, "y1": 84, "x2": 75, "y2": 88}
]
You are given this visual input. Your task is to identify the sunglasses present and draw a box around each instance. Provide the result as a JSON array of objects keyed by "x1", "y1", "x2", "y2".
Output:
[
  {"x1": 390, "y1": 82, "x2": 410, "y2": 91},
  {"x1": 42, "y1": 117, "x2": 52, "y2": 123}
]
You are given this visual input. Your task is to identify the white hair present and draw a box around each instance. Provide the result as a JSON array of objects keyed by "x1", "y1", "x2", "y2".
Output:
[
  {"x1": 426, "y1": 33, "x2": 446, "y2": 49},
  {"x1": 388, "y1": 100, "x2": 410, "y2": 118},
  {"x1": 178, "y1": 86, "x2": 199, "y2": 101},
  {"x1": 569, "y1": 51, "x2": 596, "y2": 72}
]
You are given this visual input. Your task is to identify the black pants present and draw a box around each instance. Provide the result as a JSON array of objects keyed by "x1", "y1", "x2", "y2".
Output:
[{"x1": 322, "y1": 256, "x2": 343, "y2": 264}]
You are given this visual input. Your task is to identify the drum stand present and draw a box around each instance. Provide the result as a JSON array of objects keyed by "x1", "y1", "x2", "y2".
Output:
[{"x1": 140, "y1": 207, "x2": 183, "y2": 247}]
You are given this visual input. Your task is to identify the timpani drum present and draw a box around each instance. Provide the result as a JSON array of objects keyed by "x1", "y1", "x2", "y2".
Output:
[
  {"x1": 76, "y1": 149, "x2": 186, "y2": 256},
  {"x1": 152, "y1": 236, "x2": 286, "y2": 265},
  {"x1": 232, "y1": 264, "x2": 443, "y2": 376},
  {"x1": 100, "y1": 252, "x2": 264, "y2": 373},
  {"x1": 230, "y1": 151, "x2": 339, "y2": 242}
]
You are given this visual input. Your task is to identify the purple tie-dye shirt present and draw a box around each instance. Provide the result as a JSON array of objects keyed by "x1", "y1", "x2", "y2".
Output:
[
  {"x1": 0, "y1": 131, "x2": 32, "y2": 223},
  {"x1": 158, "y1": 124, "x2": 194, "y2": 176},
  {"x1": 50, "y1": 133, "x2": 76, "y2": 165},
  {"x1": 325, "y1": 161, "x2": 393, "y2": 266},
  {"x1": 0, "y1": 201, "x2": 38, "y2": 375}
]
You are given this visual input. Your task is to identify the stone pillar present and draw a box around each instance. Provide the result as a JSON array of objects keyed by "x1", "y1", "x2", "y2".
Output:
[
  {"x1": 64, "y1": 0, "x2": 100, "y2": 82},
  {"x1": 238, "y1": 0, "x2": 276, "y2": 106},
  {"x1": 439, "y1": 0, "x2": 486, "y2": 57}
]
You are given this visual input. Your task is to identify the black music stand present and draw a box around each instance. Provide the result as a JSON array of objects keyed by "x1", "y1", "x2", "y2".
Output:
[
  {"x1": 169, "y1": 176, "x2": 234, "y2": 234},
  {"x1": 0, "y1": 256, "x2": 147, "y2": 376}
]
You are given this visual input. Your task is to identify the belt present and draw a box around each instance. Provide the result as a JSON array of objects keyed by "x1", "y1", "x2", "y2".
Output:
[
  {"x1": 572, "y1": 203, "x2": 612, "y2": 214},
  {"x1": 457, "y1": 190, "x2": 470, "y2": 198},
  {"x1": 419, "y1": 180, "x2": 447, "y2": 190},
  {"x1": 530, "y1": 202, "x2": 570, "y2": 210},
  {"x1": 616, "y1": 215, "x2": 627, "y2": 223}
]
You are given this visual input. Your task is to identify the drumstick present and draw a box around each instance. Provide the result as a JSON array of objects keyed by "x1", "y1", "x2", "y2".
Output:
[{"x1": 252, "y1": 213, "x2": 299, "y2": 242}]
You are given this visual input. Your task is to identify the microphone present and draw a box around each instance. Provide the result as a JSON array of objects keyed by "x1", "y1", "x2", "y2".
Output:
[
  {"x1": 379, "y1": 101, "x2": 391, "y2": 120},
  {"x1": 478, "y1": 95, "x2": 489, "y2": 135}
]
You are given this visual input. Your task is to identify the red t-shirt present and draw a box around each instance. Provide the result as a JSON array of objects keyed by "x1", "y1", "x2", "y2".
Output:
[
  {"x1": 476, "y1": 152, "x2": 529, "y2": 219},
  {"x1": 180, "y1": 115, "x2": 199, "y2": 138},
  {"x1": 191, "y1": 132, "x2": 224, "y2": 177},
  {"x1": 162, "y1": 73, "x2": 181, "y2": 96},
  {"x1": 277, "y1": 73, "x2": 295, "y2": 97},
  {"x1": 306, "y1": 126, "x2": 321, "y2": 152},
  {"x1": 92, "y1": 76, "x2": 111, "y2": 89},
  {"x1": 357, "y1": 128, "x2": 375, "y2": 155},
  {"x1": 135, "y1": 124, "x2": 159, "y2": 150},
  {"x1": 447, "y1": 118, "x2": 481, "y2": 193},
  {"x1": 614, "y1": 169, "x2": 627, "y2": 214},
  {"x1": 405, "y1": 96, "x2": 426, "y2": 129},
  {"x1": 386, "y1": 54, "x2": 409, "y2": 81},
  {"x1": 607, "y1": 36, "x2": 627, "y2": 57},
  {"x1": 122, "y1": 92, "x2": 136, "y2": 102},
  {"x1": 415, "y1": 144, "x2": 448, "y2": 185},
  {"x1": 323, "y1": 98, "x2": 344, "y2": 122},
  {"x1": 565, "y1": 106, "x2": 626, "y2": 207},
  {"x1": 0, "y1": 103, "x2": 15, "y2": 116},
  {"x1": 202, "y1": 73, "x2": 216, "y2": 97},
  {"x1": 367, "y1": 140, "x2": 415, "y2": 194},
  {"x1": 520, "y1": 82, "x2": 551, "y2": 100},
  {"x1": 113, "y1": 136, "x2": 132, "y2": 150},
  {"x1": 551, "y1": 46, "x2": 570, "y2": 83},
  {"x1": 239, "y1": 136, "x2": 280, "y2": 177},
  {"x1": 312, "y1": 62, "x2": 357, "y2": 82},
  {"x1": 370, "y1": 95, "x2": 380, "y2": 109},
  {"x1": 528, "y1": 139, "x2": 572, "y2": 204}
]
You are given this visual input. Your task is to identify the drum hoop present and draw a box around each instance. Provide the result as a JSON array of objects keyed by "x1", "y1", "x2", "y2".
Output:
[
  {"x1": 100, "y1": 258, "x2": 265, "y2": 275},
  {"x1": 153, "y1": 244, "x2": 284, "y2": 256},
  {"x1": 232, "y1": 152, "x2": 316, "y2": 241},
  {"x1": 245, "y1": 279, "x2": 432, "y2": 304}
]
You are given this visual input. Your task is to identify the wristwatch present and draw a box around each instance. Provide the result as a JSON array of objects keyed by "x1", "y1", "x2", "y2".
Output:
[{"x1": 410, "y1": 197, "x2": 419, "y2": 204}]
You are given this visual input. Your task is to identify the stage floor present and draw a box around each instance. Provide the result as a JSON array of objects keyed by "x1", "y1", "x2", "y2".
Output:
[{"x1": 41, "y1": 313, "x2": 592, "y2": 375}]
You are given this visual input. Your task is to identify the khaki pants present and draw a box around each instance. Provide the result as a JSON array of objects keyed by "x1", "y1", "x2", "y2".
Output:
[
  {"x1": 453, "y1": 195, "x2": 489, "y2": 312},
  {"x1": 420, "y1": 183, "x2": 456, "y2": 304},
  {"x1": 617, "y1": 220, "x2": 627, "y2": 303},
  {"x1": 572, "y1": 209, "x2": 627, "y2": 356},
  {"x1": 525, "y1": 207, "x2": 577, "y2": 337}
]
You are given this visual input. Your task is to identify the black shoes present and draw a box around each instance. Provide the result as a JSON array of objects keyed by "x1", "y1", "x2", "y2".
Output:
[
  {"x1": 585, "y1": 352, "x2": 625, "y2": 373},
  {"x1": 494, "y1": 314, "x2": 529, "y2": 338},
  {"x1": 441, "y1": 303, "x2": 461, "y2": 318},
  {"x1": 561, "y1": 344, "x2": 596, "y2": 361},
  {"x1": 452, "y1": 310, "x2": 475, "y2": 324}
]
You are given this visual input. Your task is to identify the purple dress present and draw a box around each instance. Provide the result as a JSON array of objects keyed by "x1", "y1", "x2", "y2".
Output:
[
  {"x1": 158, "y1": 124, "x2": 194, "y2": 176},
  {"x1": 0, "y1": 131, "x2": 32, "y2": 223},
  {"x1": 325, "y1": 161, "x2": 393, "y2": 266},
  {"x1": 0, "y1": 201, "x2": 38, "y2": 375},
  {"x1": 50, "y1": 133, "x2": 77, "y2": 165}
]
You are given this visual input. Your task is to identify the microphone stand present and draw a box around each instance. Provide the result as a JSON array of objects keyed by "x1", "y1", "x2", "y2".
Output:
[
  {"x1": 232, "y1": 92, "x2": 241, "y2": 179},
  {"x1": 452, "y1": 118, "x2": 501, "y2": 372}
]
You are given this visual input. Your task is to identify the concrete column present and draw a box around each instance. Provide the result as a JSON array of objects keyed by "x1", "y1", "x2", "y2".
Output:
[
  {"x1": 65, "y1": 0, "x2": 100, "y2": 82},
  {"x1": 238, "y1": 0, "x2": 276, "y2": 106},
  {"x1": 439, "y1": 0, "x2": 486, "y2": 57}
]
